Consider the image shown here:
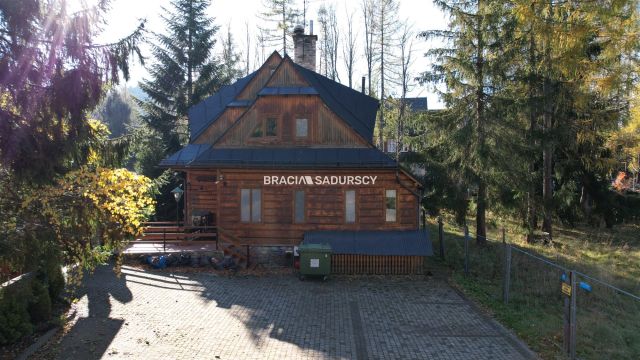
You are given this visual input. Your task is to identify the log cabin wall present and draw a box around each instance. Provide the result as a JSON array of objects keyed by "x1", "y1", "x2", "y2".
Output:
[
  {"x1": 185, "y1": 170, "x2": 219, "y2": 222},
  {"x1": 184, "y1": 168, "x2": 419, "y2": 246},
  {"x1": 265, "y1": 59, "x2": 308, "y2": 87},
  {"x1": 216, "y1": 95, "x2": 369, "y2": 147},
  {"x1": 236, "y1": 54, "x2": 281, "y2": 102}
]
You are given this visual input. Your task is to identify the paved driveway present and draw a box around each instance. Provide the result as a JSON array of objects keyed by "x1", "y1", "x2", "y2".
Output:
[{"x1": 44, "y1": 264, "x2": 535, "y2": 360}]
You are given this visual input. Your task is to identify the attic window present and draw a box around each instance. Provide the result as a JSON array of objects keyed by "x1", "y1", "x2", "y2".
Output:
[
  {"x1": 250, "y1": 122, "x2": 263, "y2": 137},
  {"x1": 296, "y1": 118, "x2": 308, "y2": 137},
  {"x1": 266, "y1": 118, "x2": 277, "y2": 136},
  {"x1": 250, "y1": 118, "x2": 278, "y2": 138}
]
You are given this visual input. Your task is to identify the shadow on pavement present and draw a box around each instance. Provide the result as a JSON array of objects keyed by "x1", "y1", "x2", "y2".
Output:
[
  {"x1": 49, "y1": 263, "x2": 534, "y2": 360},
  {"x1": 55, "y1": 265, "x2": 132, "y2": 360}
]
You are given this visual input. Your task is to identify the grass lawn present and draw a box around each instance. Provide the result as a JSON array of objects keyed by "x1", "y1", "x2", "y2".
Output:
[{"x1": 426, "y1": 217, "x2": 640, "y2": 360}]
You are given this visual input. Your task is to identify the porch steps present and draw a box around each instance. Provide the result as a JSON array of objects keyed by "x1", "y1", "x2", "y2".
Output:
[{"x1": 134, "y1": 223, "x2": 247, "y2": 268}]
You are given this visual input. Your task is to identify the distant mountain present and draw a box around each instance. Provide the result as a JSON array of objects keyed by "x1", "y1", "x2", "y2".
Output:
[{"x1": 127, "y1": 86, "x2": 148, "y2": 102}]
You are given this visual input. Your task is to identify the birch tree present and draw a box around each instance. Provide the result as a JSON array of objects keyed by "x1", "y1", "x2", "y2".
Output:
[{"x1": 342, "y1": 9, "x2": 358, "y2": 88}]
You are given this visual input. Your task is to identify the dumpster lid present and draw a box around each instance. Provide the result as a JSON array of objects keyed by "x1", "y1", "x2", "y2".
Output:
[{"x1": 298, "y1": 243, "x2": 332, "y2": 252}]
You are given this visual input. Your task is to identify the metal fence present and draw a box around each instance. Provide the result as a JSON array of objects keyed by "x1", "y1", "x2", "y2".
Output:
[{"x1": 433, "y1": 218, "x2": 640, "y2": 360}]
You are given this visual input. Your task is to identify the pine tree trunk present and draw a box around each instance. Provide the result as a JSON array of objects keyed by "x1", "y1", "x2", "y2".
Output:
[
  {"x1": 475, "y1": 0, "x2": 487, "y2": 245},
  {"x1": 367, "y1": 66, "x2": 372, "y2": 95},
  {"x1": 186, "y1": 0, "x2": 193, "y2": 141},
  {"x1": 526, "y1": 30, "x2": 537, "y2": 243},
  {"x1": 246, "y1": 23, "x2": 250, "y2": 76},
  {"x1": 476, "y1": 180, "x2": 487, "y2": 244},
  {"x1": 282, "y1": 2, "x2": 286, "y2": 55},
  {"x1": 542, "y1": 99, "x2": 553, "y2": 238},
  {"x1": 542, "y1": 0, "x2": 554, "y2": 240}
]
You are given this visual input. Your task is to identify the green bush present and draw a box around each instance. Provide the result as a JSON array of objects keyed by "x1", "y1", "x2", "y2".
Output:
[
  {"x1": 28, "y1": 280, "x2": 52, "y2": 323},
  {"x1": 43, "y1": 255, "x2": 65, "y2": 301},
  {"x1": 0, "y1": 288, "x2": 34, "y2": 345},
  {"x1": 0, "y1": 231, "x2": 66, "y2": 345}
]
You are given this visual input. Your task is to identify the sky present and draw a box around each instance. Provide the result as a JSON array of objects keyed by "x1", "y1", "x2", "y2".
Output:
[{"x1": 97, "y1": 0, "x2": 447, "y2": 108}]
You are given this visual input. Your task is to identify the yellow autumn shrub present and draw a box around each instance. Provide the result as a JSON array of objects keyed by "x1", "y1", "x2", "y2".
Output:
[{"x1": 22, "y1": 166, "x2": 155, "y2": 272}]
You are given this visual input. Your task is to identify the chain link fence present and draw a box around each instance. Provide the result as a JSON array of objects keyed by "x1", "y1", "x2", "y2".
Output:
[{"x1": 432, "y1": 218, "x2": 640, "y2": 360}]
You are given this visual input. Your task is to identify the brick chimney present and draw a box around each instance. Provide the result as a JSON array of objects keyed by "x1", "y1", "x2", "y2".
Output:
[{"x1": 292, "y1": 22, "x2": 317, "y2": 72}]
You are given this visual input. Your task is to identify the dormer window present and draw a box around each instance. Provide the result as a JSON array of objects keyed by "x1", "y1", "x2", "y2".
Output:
[
  {"x1": 266, "y1": 118, "x2": 277, "y2": 136},
  {"x1": 250, "y1": 117, "x2": 278, "y2": 138},
  {"x1": 295, "y1": 118, "x2": 308, "y2": 137},
  {"x1": 251, "y1": 123, "x2": 264, "y2": 137}
]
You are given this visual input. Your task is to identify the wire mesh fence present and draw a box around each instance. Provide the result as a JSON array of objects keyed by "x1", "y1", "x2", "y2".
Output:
[
  {"x1": 573, "y1": 270, "x2": 640, "y2": 359},
  {"x1": 432, "y1": 219, "x2": 640, "y2": 360}
]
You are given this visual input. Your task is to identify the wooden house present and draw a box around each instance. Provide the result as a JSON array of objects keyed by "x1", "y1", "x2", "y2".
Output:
[{"x1": 160, "y1": 27, "x2": 432, "y2": 273}]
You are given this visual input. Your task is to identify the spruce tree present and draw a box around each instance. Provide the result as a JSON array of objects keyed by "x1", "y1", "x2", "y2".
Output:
[
  {"x1": 420, "y1": 0, "x2": 513, "y2": 244},
  {"x1": 0, "y1": 0, "x2": 144, "y2": 182},
  {"x1": 139, "y1": 0, "x2": 230, "y2": 155},
  {"x1": 138, "y1": 0, "x2": 233, "y2": 220},
  {"x1": 94, "y1": 88, "x2": 138, "y2": 139}
]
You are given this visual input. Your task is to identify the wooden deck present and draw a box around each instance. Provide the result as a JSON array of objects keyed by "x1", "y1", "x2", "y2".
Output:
[
  {"x1": 123, "y1": 241, "x2": 218, "y2": 255},
  {"x1": 125, "y1": 222, "x2": 249, "y2": 267}
]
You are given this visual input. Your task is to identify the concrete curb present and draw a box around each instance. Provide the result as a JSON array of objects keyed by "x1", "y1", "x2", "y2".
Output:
[{"x1": 15, "y1": 326, "x2": 60, "y2": 360}]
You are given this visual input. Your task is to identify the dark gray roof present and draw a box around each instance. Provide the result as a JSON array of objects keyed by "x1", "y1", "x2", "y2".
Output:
[
  {"x1": 188, "y1": 72, "x2": 257, "y2": 140},
  {"x1": 160, "y1": 146, "x2": 397, "y2": 168},
  {"x1": 159, "y1": 144, "x2": 210, "y2": 167},
  {"x1": 258, "y1": 87, "x2": 318, "y2": 95},
  {"x1": 293, "y1": 62, "x2": 379, "y2": 143},
  {"x1": 186, "y1": 57, "x2": 378, "y2": 146},
  {"x1": 303, "y1": 230, "x2": 433, "y2": 256},
  {"x1": 402, "y1": 97, "x2": 428, "y2": 112}
]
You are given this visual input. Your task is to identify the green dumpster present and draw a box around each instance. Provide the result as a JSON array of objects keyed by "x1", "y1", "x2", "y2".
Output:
[{"x1": 298, "y1": 243, "x2": 332, "y2": 280}]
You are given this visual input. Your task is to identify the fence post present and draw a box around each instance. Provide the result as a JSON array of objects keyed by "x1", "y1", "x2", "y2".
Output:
[
  {"x1": 438, "y1": 216, "x2": 445, "y2": 259},
  {"x1": 563, "y1": 269, "x2": 578, "y2": 359},
  {"x1": 502, "y1": 228, "x2": 506, "y2": 244},
  {"x1": 569, "y1": 270, "x2": 577, "y2": 359},
  {"x1": 503, "y1": 244, "x2": 511, "y2": 304},
  {"x1": 563, "y1": 277, "x2": 570, "y2": 354},
  {"x1": 463, "y1": 226, "x2": 469, "y2": 276}
]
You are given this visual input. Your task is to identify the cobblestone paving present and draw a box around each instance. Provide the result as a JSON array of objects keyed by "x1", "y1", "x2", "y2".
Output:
[{"x1": 48, "y1": 265, "x2": 535, "y2": 360}]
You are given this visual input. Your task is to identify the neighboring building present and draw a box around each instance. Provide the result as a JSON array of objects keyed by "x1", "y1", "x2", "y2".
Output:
[
  {"x1": 399, "y1": 97, "x2": 428, "y2": 114},
  {"x1": 383, "y1": 97, "x2": 428, "y2": 155},
  {"x1": 160, "y1": 27, "x2": 431, "y2": 271}
]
